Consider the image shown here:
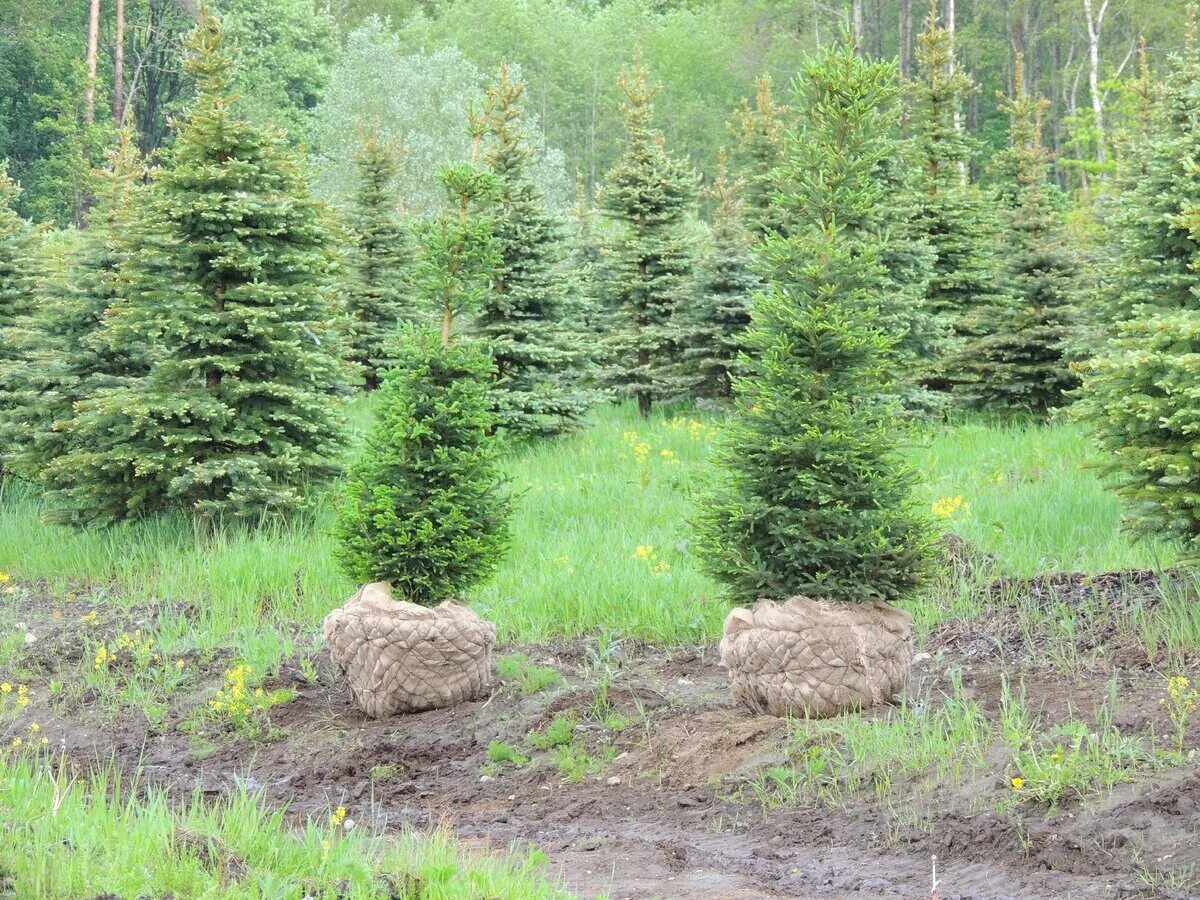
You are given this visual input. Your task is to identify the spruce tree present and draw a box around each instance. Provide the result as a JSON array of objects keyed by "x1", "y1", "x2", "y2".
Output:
[
  {"x1": 3, "y1": 131, "x2": 145, "y2": 482},
  {"x1": 682, "y1": 152, "x2": 759, "y2": 400},
  {"x1": 954, "y1": 60, "x2": 1079, "y2": 412},
  {"x1": 872, "y1": 151, "x2": 944, "y2": 413},
  {"x1": 567, "y1": 176, "x2": 604, "y2": 334},
  {"x1": 694, "y1": 41, "x2": 933, "y2": 606},
  {"x1": 907, "y1": 0, "x2": 1003, "y2": 385},
  {"x1": 1076, "y1": 42, "x2": 1200, "y2": 549},
  {"x1": 0, "y1": 164, "x2": 41, "y2": 472},
  {"x1": 335, "y1": 138, "x2": 510, "y2": 603},
  {"x1": 47, "y1": 11, "x2": 348, "y2": 525},
  {"x1": 597, "y1": 51, "x2": 698, "y2": 418},
  {"x1": 346, "y1": 132, "x2": 410, "y2": 390},
  {"x1": 476, "y1": 65, "x2": 590, "y2": 436},
  {"x1": 730, "y1": 76, "x2": 787, "y2": 239}
]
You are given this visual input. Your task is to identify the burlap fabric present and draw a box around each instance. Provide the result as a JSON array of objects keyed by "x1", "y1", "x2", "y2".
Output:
[
  {"x1": 323, "y1": 582, "x2": 496, "y2": 717},
  {"x1": 720, "y1": 596, "x2": 913, "y2": 719}
]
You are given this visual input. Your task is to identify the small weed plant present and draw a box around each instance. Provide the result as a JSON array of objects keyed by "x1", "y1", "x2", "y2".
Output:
[{"x1": 209, "y1": 664, "x2": 295, "y2": 737}]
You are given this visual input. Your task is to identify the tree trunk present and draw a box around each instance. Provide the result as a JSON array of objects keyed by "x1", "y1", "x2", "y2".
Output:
[
  {"x1": 1082, "y1": 0, "x2": 1109, "y2": 166},
  {"x1": 899, "y1": 0, "x2": 913, "y2": 79},
  {"x1": 852, "y1": 0, "x2": 864, "y2": 57},
  {"x1": 86, "y1": 0, "x2": 101, "y2": 124},
  {"x1": 114, "y1": 0, "x2": 125, "y2": 126}
]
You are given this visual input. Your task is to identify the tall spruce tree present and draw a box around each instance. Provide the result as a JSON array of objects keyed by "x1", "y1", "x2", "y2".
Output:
[
  {"x1": 954, "y1": 60, "x2": 1079, "y2": 412},
  {"x1": 3, "y1": 131, "x2": 146, "y2": 482},
  {"x1": 346, "y1": 132, "x2": 410, "y2": 390},
  {"x1": 907, "y1": 0, "x2": 1003, "y2": 386},
  {"x1": 730, "y1": 76, "x2": 787, "y2": 239},
  {"x1": 682, "y1": 152, "x2": 759, "y2": 400},
  {"x1": 0, "y1": 164, "x2": 41, "y2": 472},
  {"x1": 46, "y1": 11, "x2": 348, "y2": 526},
  {"x1": 597, "y1": 51, "x2": 698, "y2": 418},
  {"x1": 1076, "y1": 41, "x2": 1200, "y2": 549},
  {"x1": 694, "y1": 41, "x2": 932, "y2": 605},
  {"x1": 476, "y1": 65, "x2": 590, "y2": 435},
  {"x1": 335, "y1": 131, "x2": 510, "y2": 601}
]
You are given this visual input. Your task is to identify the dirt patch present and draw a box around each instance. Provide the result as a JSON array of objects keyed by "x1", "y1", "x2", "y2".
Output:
[{"x1": 2, "y1": 580, "x2": 1199, "y2": 898}]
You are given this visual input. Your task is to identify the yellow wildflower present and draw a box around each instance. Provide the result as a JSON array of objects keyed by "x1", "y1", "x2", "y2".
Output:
[
  {"x1": 9, "y1": 737, "x2": 21, "y2": 749},
  {"x1": 932, "y1": 495, "x2": 969, "y2": 518},
  {"x1": 1011, "y1": 777, "x2": 1024, "y2": 790},
  {"x1": 28, "y1": 723, "x2": 39, "y2": 734},
  {"x1": 0, "y1": 572, "x2": 10, "y2": 584},
  {"x1": 329, "y1": 806, "x2": 347, "y2": 828},
  {"x1": 39, "y1": 737, "x2": 48, "y2": 746},
  {"x1": 633, "y1": 545, "x2": 655, "y2": 561},
  {"x1": 0, "y1": 683, "x2": 10, "y2": 694}
]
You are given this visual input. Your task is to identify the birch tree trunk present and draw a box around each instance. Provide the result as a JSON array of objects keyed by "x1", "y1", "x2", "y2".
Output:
[
  {"x1": 852, "y1": 0, "x2": 864, "y2": 57},
  {"x1": 1082, "y1": 0, "x2": 1109, "y2": 166},
  {"x1": 114, "y1": 0, "x2": 125, "y2": 126},
  {"x1": 86, "y1": 0, "x2": 101, "y2": 124}
]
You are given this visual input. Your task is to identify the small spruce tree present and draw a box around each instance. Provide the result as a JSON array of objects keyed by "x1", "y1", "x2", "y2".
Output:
[
  {"x1": 3, "y1": 131, "x2": 146, "y2": 482},
  {"x1": 597, "y1": 51, "x2": 698, "y2": 418},
  {"x1": 681, "y1": 152, "x2": 759, "y2": 399},
  {"x1": 954, "y1": 59, "x2": 1079, "y2": 412},
  {"x1": 0, "y1": 164, "x2": 42, "y2": 472},
  {"x1": 1075, "y1": 38, "x2": 1200, "y2": 549},
  {"x1": 346, "y1": 131, "x2": 411, "y2": 390},
  {"x1": 694, "y1": 40, "x2": 933, "y2": 606},
  {"x1": 46, "y1": 11, "x2": 348, "y2": 525},
  {"x1": 476, "y1": 65, "x2": 590, "y2": 435},
  {"x1": 730, "y1": 76, "x2": 788, "y2": 239},
  {"x1": 335, "y1": 127, "x2": 510, "y2": 602},
  {"x1": 907, "y1": 0, "x2": 1003, "y2": 384}
]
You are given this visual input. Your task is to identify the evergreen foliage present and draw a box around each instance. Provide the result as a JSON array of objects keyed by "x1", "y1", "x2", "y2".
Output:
[
  {"x1": 2, "y1": 131, "x2": 144, "y2": 481},
  {"x1": 346, "y1": 132, "x2": 410, "y2": 390},
  {"x1": 694, "y1": 41, "x2": 933, "y2": 606},
  {"x1": 334, "y1": 328, "x2": 511, "y2": 604},
  {"x1": 597, "y1": 51, "x2": 698, "y2": 418},
  {"x1": 907, "y1": 0, "x2": 1003, "y2": 382},
  {"x1": 730, "y1": 76, "x2": 787, "y2": 239},
  {"x1": 872, "y1": 150, "x2": 944, "y2": 413},
  {"x1": 336, "y1": 143, "x2": 510, "y2": 604},
  {"x1": 954, "y1": 61, "x2": 1079, "y2": 412},
  {"x1": 477, "y1": 65, "x2": 590, "y2": 435},
  {"x1": 1076, "y1": 43, "x2": 1200, "y2": 549},
  {"x1": 0, "y1": 164, "x2": 41, "y2": 471},
  {"x1": 46, "y1": 11, "x2": 348, "y2": 526},
  {"x1": 681, "y1": 153, "x2": 758, "y2": 400},
  {"x1": 567, "y1": 177, "x2": 604, "y2": 333}
]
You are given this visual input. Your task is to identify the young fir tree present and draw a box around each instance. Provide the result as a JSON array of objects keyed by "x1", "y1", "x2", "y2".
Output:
[
  {"x1": 693, "y1": 41, "x2": 933, "y2": 606},
  {"x1": 335, "y1": 129, "x2": 511, "y2": 602},
  {"x1": 476, "y1": 65, "x2": 590, "y2": 435},
  {"x1": 597, "y1": 51, "x2": 698, "y2": 418},
  {"x1": 907, "y1": 0, "x2": 1003, "y2": 385},
  {"x1": 681, "y1": 152, "x2": 759, "y2": 400},
  {"x1": 1075, "y1": 39, "x2": 1200, "y2": 550},
  {"x1": 730, "y1": 76, "x2": 787, "y2": 239},
  {"x1": 346, "y1": 131, "x2": 410, "y2": 390},
  {"x1": 953, "y1": 60, "x2": 1079, "y2": 412},
  {"x1": 46, "y1": 12, "x2": 348, "y2": 526},
  {"x1": 3, "y1": 131, "x2": 146, "y2": 482}
]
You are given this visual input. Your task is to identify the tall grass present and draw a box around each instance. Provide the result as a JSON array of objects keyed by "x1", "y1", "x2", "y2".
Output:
[
  {"x1": 0, "y1": 404, "x2": 1177, "y2": 646},
  {"x1": 0, "y1": 755, "x2": 568, "y2": 898}
]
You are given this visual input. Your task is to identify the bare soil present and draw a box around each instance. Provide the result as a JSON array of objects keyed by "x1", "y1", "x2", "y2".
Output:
[{"x1": 4, "y1": 574, "x2": 1200, "y2": 900}]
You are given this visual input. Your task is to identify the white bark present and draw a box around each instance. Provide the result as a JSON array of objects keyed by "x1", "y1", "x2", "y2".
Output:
[{"x1": 1082, "y1": 0, "x2": 1110, "y2": 166}]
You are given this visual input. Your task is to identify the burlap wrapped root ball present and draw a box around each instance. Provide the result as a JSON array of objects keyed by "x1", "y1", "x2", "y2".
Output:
[
  {"x1": 720, "y1": 596, "x2": 914, "y2": 719},
  {"x1": 323, "y1": 582, "x2": 497, "y2": 717}
]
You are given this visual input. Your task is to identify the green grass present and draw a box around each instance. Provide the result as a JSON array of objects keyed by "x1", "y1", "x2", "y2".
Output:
[
  {"x1": 0, "y1": 755, "x2": 568, "y2": 898},
  {"x1": 0, "y1": 403, "x2": 1178, "y2": 648}
]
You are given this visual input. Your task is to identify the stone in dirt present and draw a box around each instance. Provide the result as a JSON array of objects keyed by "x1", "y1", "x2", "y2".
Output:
[
  {"x1": 323, "y1": 582, "x2": 496, "y2": 717},
  {"x1": 720, "y1": 595, "x2": 913, "y2": 718}
]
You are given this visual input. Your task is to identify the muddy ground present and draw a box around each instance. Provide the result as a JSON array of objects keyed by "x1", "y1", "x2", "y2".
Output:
[{"x1": 4, "y1": 573, "x2": 1200, "y2": 900}]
